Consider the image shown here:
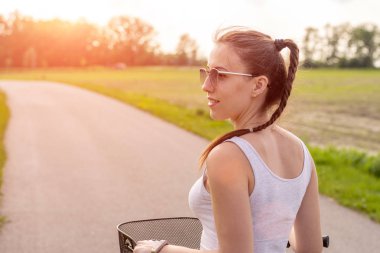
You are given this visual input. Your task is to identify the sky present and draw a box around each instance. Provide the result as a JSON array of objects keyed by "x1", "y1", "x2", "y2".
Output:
[{"x1": 1, "y1": 0, "x2": 380, "y2": 57}]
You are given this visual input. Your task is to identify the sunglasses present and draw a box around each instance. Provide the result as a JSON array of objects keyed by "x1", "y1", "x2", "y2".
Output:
[{"x1": 200, "y1": 67, "x2": 256, "y2": 87}]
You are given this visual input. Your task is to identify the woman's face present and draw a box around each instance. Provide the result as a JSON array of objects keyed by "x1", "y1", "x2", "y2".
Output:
[{"x1": 202, "y1": 43, "x2": 254, "y2": 121}]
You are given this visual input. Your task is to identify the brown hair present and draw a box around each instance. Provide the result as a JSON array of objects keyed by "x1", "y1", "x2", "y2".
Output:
[{"x1": 199, "y1": 26, "x2": 299, "y2": 167}]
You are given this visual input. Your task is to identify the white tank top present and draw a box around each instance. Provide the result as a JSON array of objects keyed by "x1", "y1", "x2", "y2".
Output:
[{"x1": 188, "y1": 135, "x2": 313, "y2": 252}]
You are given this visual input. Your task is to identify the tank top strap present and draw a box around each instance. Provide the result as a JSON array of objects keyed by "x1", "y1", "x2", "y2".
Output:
[
  {"x1": 225, "y1": 136, "x2": 312, "y2": 183},
  {"x1": 224, "y1": 136, "x2": 264, "y2": 172},
  {"x1": 299, "y1": 140, "x2": 313, "y2": 181},
  {"x1": 279, "y1": 130, "x2": 314, "y2": 180}
]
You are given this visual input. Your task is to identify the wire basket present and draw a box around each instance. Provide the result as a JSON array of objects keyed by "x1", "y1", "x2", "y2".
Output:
[{"x1": 117, "y1": 217, "x2": 203, "y2": 253}]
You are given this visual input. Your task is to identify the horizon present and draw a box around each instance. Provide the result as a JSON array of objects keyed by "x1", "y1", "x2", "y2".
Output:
[{"x1": 1, "y1": 0, "x2": 380, "y2": 58}]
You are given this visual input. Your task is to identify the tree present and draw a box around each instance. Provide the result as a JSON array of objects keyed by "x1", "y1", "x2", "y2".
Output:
[
  {"x1": 323, "y1": 23, "x2": 350, "y2": 67},
  {"x1": 346, "y1": 24, "x2": 379, "y2": 68},
  {"x1": 0, "y1": 15, "x2": 8, "y2": 67},
  {"x1": 301, "y1": 23, "x2": 380, "y2": 68},
  {"x1": 0, "y1": 11, "x2": 33, "y2": 67},
  {"x1": 107, "y1": 16, "x2": 158, "y2": 65},
  {"x1": 175, "y1": 34, "x2": 198, "y2": 65},
  {"x1": 301, "y1": 27, "x2": 320, "y2": 67},
  {"x1": 0, "y1": 12, "x2": 162, "y2": 67}
]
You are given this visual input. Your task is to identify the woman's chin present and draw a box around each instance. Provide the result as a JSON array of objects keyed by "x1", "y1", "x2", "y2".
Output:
[{"x1": 209, "y1": 111, "x2": 227, "y2": 121}]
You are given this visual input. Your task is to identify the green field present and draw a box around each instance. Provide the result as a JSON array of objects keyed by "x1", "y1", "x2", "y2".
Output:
[
  {"x1": 0, "y1": 67, "x2": 379, "y2": 222},
  {"x1": 1, "y1": 67, "x2": 379, "y2": 151}
]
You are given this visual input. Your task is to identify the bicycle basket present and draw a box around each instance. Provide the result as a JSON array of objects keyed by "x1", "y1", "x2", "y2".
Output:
[{"x1": 117, "y1": 217, "x2": 203, "y2": 253}]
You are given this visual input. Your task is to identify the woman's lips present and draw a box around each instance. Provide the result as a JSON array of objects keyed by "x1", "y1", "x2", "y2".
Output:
[{"x1": 208, "y1": 97, "x2": 220, "y2": 107}]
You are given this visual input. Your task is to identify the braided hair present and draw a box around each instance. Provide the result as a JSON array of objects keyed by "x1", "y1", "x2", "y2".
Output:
[{"x1": 199, "y1": 27, "x2": 299, "y2": 167}]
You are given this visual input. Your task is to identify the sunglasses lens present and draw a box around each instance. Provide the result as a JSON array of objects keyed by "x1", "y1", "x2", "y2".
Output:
[
  {"x1": 200, "y1": 68, "x2": 207, "y2": 84},
  {"x1": 209, "y1": 69, "x2": 218, "y2": 87},
  {"x1": 200, "y1": 68, "x2": 218, "y2": 87}
]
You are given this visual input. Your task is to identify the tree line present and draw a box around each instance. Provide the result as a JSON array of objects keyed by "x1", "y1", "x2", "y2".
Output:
[
  {"x1": 1, "y1": 12, "x2": 379, "y2": 68},
  {"x1": 0, "y1": 12, "x2": 200, "y2": 68},
  {"x1": 303, "y1": 23, "x2": 380, "y2": 68}
]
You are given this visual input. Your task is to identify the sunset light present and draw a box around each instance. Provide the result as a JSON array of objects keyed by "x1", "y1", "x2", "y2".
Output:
[
  {"x1": 1, "y1": 1, "x2": 380, "y2": 253},
  {"x1": 2, "y1": 0, "x2": 380, "y2": 55}
]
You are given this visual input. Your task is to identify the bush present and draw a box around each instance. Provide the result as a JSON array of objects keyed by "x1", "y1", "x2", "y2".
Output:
[{"x1": 369, "y1": 156, "x2": 380, "y2": 178}]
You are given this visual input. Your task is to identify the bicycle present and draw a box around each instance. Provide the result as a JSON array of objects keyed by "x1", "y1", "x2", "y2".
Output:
[{"x1": 117, "y1": 217, "x2": 329, "y2": 253}]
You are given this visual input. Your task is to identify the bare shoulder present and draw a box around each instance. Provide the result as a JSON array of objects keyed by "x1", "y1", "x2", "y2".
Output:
[
  {"x1": 272, "y1": 125, "x2": 305, "y2": 155},
  {"x1": 273, "y1": 125, "x2": 303, "y2": 145},
  {"x1": 207, "y1": 141, "x2": 242, "y2": 164},
  {"x1": 205, "y1": 140, "x2": 251, "y2": 183},
  {"x1": 275, "y1": 125, "x2": 314, "y2": 162}
]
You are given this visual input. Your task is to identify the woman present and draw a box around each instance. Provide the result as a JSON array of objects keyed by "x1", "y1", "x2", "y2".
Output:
[{"x1": 134, "y1": 27, "x2": 323, "y2": 253}]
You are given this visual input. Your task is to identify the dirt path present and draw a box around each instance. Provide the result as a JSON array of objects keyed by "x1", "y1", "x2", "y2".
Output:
[{"x1": 0, "y1": 81, "x2": 379, "y2": 253}]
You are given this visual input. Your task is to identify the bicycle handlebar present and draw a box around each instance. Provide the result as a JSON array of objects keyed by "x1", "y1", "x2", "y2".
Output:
[{"x1": 286, "y1": 235, "x2": 329, "y2": 248}]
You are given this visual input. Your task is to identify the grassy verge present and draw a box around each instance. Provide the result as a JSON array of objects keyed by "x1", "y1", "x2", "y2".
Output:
[
  {"x1": 0, "y1": 90, "x2": 10, "y2": 226},
  {"x1": 72, "y1": 82, "x2": 234, "y2": 139},
  {"x1": 0, "y1": 67, "x2": 379, "y2": 222},
  {"x1": 310, "y1": 146, "x2": 380, "y2": 222}
]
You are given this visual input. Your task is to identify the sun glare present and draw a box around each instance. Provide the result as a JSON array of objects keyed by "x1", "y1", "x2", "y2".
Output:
[
  {"x1": 3, "y1": 0, "x2": 380, "y2": 55},
  {"x1": 5, "y1": 0, "x2": 111, "y2": 26}
]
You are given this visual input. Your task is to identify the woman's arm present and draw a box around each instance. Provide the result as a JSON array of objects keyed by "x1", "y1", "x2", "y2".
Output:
[
  {"x1": 288, "y1": 157, "x2": 323, "y2": 253},
  {"x1": 160, "y1": 245, "x2": 217, "y2": 253},
  {"x1": 140, "y1": 142, "x2": 254, "y2": 253},
  {"x1": 205, "y1": 142, "x2": 254, "y2": 253}
]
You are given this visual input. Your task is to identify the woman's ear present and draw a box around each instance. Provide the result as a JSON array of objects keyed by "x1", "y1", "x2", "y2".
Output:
[{"x1": 251, "y1": 75, "x2": 269, "y2": 97}]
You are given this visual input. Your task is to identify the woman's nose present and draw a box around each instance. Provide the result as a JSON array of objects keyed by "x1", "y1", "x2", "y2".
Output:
[{"x1": 201, "y1": 77, "x2": 214, "y2": 93}]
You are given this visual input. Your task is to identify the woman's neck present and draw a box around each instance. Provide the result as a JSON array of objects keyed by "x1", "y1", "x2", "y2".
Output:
[{"x1": 232, "y1": 111, "x2": 271, "y2": 130}]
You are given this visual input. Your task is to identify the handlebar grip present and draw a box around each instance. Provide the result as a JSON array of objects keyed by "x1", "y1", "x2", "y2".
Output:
[
  {"x1": 323, "y1": 235, "x2": 329, "y2": 248},
  {"x1": 286, "y1": 235, "x2": 329, "y2": 248}
]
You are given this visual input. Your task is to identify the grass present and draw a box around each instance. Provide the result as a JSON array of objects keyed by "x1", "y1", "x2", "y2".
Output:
[
  {"x1": 1, "y1": 67, "x2": 379, "y2": 151},
  {"x1": 0, "y1": 90, "x2": 10, "y2": 226},
  {"x1": 0, "y1": 67, "x2": 379, "y2": 222},
  {"x1": 310, "y1": 146, "x2": 380, "y2": 221}
]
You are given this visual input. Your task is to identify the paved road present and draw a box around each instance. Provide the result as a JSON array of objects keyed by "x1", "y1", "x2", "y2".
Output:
[{"x1": 0, "y1": 81, "x2": 379, "y2": 253}]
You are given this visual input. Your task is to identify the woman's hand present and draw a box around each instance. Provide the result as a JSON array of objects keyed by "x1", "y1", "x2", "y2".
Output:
[{"x1": 133, "y1": 240, "x2": 169, "y2": 253}]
